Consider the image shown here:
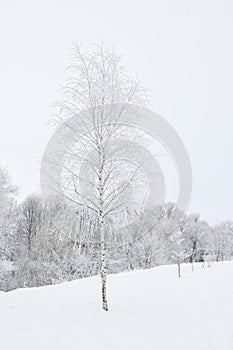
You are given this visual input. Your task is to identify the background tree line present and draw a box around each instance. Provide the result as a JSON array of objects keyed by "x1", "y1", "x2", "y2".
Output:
[{"x1": 0, "y1": 163, "x2": 233, "y2": 291}]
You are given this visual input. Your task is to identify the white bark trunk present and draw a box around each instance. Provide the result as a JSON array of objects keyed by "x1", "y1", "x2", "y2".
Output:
[
  {"x1": 98, "y1": 148, "x2": 108, "y2": 311},
  {"x1": 100, "y1": 220, "x2": 108, "y2": 311}
]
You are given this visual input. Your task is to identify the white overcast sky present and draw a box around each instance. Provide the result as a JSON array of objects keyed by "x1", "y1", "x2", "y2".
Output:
[{"x1": 0, "y1": 0, "x2": 232, "y2": 224}]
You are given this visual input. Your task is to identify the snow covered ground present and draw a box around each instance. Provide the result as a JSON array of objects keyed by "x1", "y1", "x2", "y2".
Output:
[{"x1": 0, "y1": 261, "x2": 233, "y2": 350}]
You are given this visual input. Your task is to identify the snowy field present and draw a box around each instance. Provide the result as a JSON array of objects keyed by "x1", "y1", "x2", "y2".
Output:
[{"x1": 0, "y1": 262, "x2": 233, "y2": 350}]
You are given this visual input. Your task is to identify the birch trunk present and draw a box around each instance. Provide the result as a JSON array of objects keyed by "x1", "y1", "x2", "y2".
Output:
[
  {"x1": 98, "y1": 148, "x2": 108, "y2": 311},
  {"x1": 100, "y1": 218, "x2": 108, "y2": 311}
]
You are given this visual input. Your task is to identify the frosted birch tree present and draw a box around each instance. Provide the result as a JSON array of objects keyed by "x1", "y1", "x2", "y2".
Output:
[{"x1": 48, "y1": 44, "x2": 147, "y2": 311}]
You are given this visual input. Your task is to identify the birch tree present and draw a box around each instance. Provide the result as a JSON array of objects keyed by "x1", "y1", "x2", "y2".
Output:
[{"x1": 49, "y1": 44, "x2": 147, "y2": 310}]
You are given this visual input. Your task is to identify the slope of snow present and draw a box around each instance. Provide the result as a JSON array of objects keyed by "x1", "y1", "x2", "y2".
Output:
[{"x1": 0, "y1": 262, "x2": 233, "y2": 350}]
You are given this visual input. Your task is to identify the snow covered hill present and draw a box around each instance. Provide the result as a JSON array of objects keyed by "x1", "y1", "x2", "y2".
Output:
[{"x1": 0, "y1": 262, "x2": 233, "y2": 350}]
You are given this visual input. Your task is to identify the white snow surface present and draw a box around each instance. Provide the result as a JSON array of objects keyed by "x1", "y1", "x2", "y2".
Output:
[{"x1": 0, "y1": 262, "x2": 233, "y2": 350}]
